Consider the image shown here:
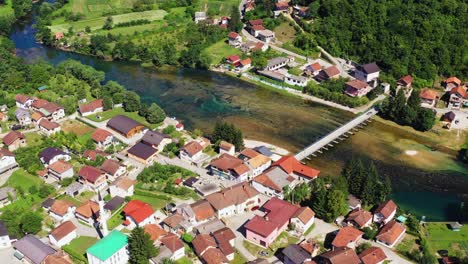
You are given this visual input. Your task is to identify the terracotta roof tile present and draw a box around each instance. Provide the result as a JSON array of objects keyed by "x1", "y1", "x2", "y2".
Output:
[
  {"x1": 332, "y1": 226, "x2": 363, "y2": 248},
  {"x1": 419, "y1": 89, "x2": 439, "y2": 100},
  {"x1": 293, "y1": 206, "x2": 315, "y2": 224},
  {"x1": 359, "y1": 247, "x2": 387, "y2": 264},
  {"x1": 100, "y1": 159, "x2": 122, "y2": 176},
  {"x1": 244, "y1": 215, "x2": 277, "y2": 237},
  {"x1": 2, "y1": 131, "x2": 24, "y2": 146},
  {"x1": 123, "y1": 200, "x2": 154, "y2": 224},
  {"x1": 91, "y1": 128, "x2": 112, "y2": 142},
  {"x1": 191, "y1": 200, "x2": 215, "y2": 221},
  {"x1": 160, "y1": 233, "x2": 184, "y2": 252},
  {"x1": 374, "y1": 200, "x2": 397, "y2": 219},
  {"x1": 78, "y1": 165, "x2": 104, "y2": 183},
  {"x1": 192, "y1": 234, "x2": 217, "y2": 256},
  {"x1": 346, "y1": 208, "x2": 372, "y2": 228},
  {"x1": 75, "y1": 200, "x2": 100, "y2": 219},
  {"x1": 144, "y1": 224, "x2": 167, "y2": 241},
  {"x1": 272, "y1": 155, "x2": 320, "y2": 179},
  {"x1": 49, "y1": 221, "x2": 76, "y2": 241},
  {"x1": 206, "y1": 182, "x2": 259, "y2": 211},
  {"x1": 79, "y1": 99, "x2": 103, "y2": 114},
  {"x1": 50, "y1": 200, "x2": 74, "y2": 216},
  {"x1": 182, "y1": 141, "x2": 204, "y2": 157},
  {"x1": 112, "y1": 177, "x2": 135, "y2": 191},
  {"x1": 376, "y1": 220, "x2": 406, "y2": 245},
  {"x1": 39, "y1": 119, "x2": 60, "y2": 130},
  {"x1": 48, "y1": 160, "x2": 73, "y2": 175}
]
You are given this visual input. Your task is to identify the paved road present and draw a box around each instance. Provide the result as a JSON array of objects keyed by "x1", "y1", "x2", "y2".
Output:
[{"x1": 295, "y1": 108, "x2": 378, "y2": 160}]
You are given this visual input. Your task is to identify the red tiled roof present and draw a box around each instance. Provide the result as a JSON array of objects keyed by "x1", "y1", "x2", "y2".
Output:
[
  {"x1": 191, "y1": 200, "x2": 216, "y2": 221},
  {"x1": 160, "y1": 233, "x2": 184, "y2": 252},
  {"x1": 376, "y1": 220, "x2": 406, "y2": 245},
  {"x1": 50, "y1": 221, "x2": 76, "y2": 242},
  {"x1": 144, "y1": 224, "x2": 167, "y2": 241},
  {"x1": 398, "y1": 75, "x2": 413, "y2": 86},
  {"x1": 83, "y1": 149, "x2": 108, "y2": 161},
  {"x1": 244, "y1": 215, "x2": 277, "y2": 237},
  {"x1": 249, "y1": 19, "x2": 263, "y2": 26},
  {"x1": 252, "y1": 24, "x2": 266, "y2": 31},
  {"x1": 15, "y1": 94, "x2": 32, "y2": 104},
  {"x1": 293, "y1": 206, "x2": 315, "y2": 224},
  {"x1": 75, "y1": 200, "x2": 100, "y2": 219},
  {"x1": 213, "y1": 227, "x2": 236, "y2": 243},
  {"x1": 253, "y1": 173, "x2": 281, "y2": 192},
  {"x1": 228, "y1": 32, "x2": 239, "y2": 39},
  {"x1": 374, "y1": 200, "x2": 397, "y2": 219},
  {"x1": 202, "y1": 248, "x2": 229, "y2": 264},
  {"x1": 359, "y1": 247, "x2": 387, "y2": 264},
  {"x1": 272, "y1": 156, "x2": 320, "y2": 179},
  {"x1": 79, "y1": 99, "x2": 103, "y2": 114},
  {"x1": 123, "y1": 200, "x2": 154, "y2": 224},
  {"x1": 346, "y1": 208, "x2": 372, "y2": 228},
  {"x1": 182, "y1": 141, "x2": 203, "y2": 157},
  {"x1": 48, "y1": 160, "x2": 73, "y2": 174},
  {"x1": 39, "y1": 119, "x2": 60, "y2": 130},
  {"x1": 31, "y1": 99, "x2": 49, "y2": 109},
  {"x1": 78, "y1": 165, "x2": 104, "y2": 183},
  {"x1": 226, "y1": 55, "x2": 240, "y2": 62},
  {"x1": 112, "y1": 177, "x2": 136, "y2": 191},
  {"x1": 263, "y1": 197, "x2": 300, "y2": 228},
  {"x1": 419, "y1": 89, "x2": 439, "y2": 100},
  {"x1": 193, "y1": 234, "x2": 217, "y2": 256},
  {"x1": 346, "y1": 79, "x2": 369, "y2": 90},
  {"x1": 445, "y1": 76, "x2": 461, "y2": 86},
  {"x1": 51, "y1": 200, "x2": 74, "y2": 216},
  {"x1": 308, "y1": 62, "x2": 321, "y2": 72},
  {"x1": 323, "y1": 66, "x2": 340, "y2": 77},
  {"x1": 210, "y1": 153, "x2": 249, "y2": 177},
  {"x1": 240, "y1": 58, "x2": 252, "y2": 66},
  {"x1": 332, "y1": 226, "x2": 363, "y2": 248},
  {"x1": 450, "y1": 86, "x2": 466, "y2": 97},
  {"x1": 100, "y1": 159, "x2": 121, "y2": 176},
  {"x1": 2, "y1": 131, "x2": 24, "y2": 146},
  {"x1": 91, "y1": 128, "x2": 112, "y2": 143},
  {"x1": 319, "y1": 247, "x2": 361, "y2": 264},
  {"x1": 239, "y1": 148, "x2": 260, "y2": 159},
  {"x1": 32, "y1": 111, "x2": 45, "y2": 122},
  {"x1": 41, "y1": 102, "x2": 64, "y2": 113}
]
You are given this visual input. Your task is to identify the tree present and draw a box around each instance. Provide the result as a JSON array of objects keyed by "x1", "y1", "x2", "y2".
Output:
[
  {"x1": 123, "y1": 91, "x2": 141, "y2": 112},
  {"x1": 362, "y1": 227, "x2": 377, "y2": 240},
  {"x1": 128, "y1": 227, "x2": 158, "y2": 264},
  {"x1": 85, "y1": 26, "x2": 91, "y2": 33},
  {"x1": 324, "y1": 189, "x2": 348, "y2": 222},
  {"x1": 38, "y1": 185, "x2": 52, "y2": 198},
  {"x1": 102, "y1": 95, "x2": 113, "y2": 111},
  {"x1": 20, "y1": 212, "x2": 43, "y2": 234},
  {"x1": 145, "y1": 103, "x2": 166, "y2": 124},
  {"x1": 103, "y1": 16, "x2": 113, "y2": 30},
  {"x1": 413, "y1": 108, "x2": 435, "y2": 131},
  {"x1": 212, "y1": 122, "x2": 244, "y2": 151},
  {"x1": 356, "y1": 242, "x2": 372, "y2": 254},
  {"x1": 228, "y1": 6, "x2": 242, "y2": 32},
  {"x1": 12, "y1": 0, "x2": 32, "y2": 18}
]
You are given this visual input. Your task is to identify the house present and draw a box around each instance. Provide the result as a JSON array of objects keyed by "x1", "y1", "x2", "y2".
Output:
[
  {"x1": 238, "y1": 58, "x2": 252, "y2": 72},
  {"x1": 155, "y1": 233, "x2": 185, "y2": 262},
  {"x1": 83, "y1": 149, "x2": 109, "y2": 161},
  {"x1": 141, "y1": 130, "x2": 171, "y2": 151},
  {"x1": 285, "y1": 74, "x2": 309, "y2": 87},
  {"x1": 144, "y1": 224, "x2": 168, "y2": 243},
  {"x1": 373, "y1": 200, "x2": 397, "y2": 225},
  {"x1": 299, "y1": 239, "x2": 320, "y2": 258},
  {"x1": 355, "y1": 63, "x2": 380, "y2": 87},
  {"x1": 257, "y1": 29, "x2": 275, "y2": 43},
  {"x1": 65, "y1": 182, "x2": 85, "y2": 197},
  {"x1": 274, "y1": 1, "x2": 289, "y2": 17},
  {"x1": 38, "y1": 119, "x2": 61, "y2": 136},
  {"x1": 448, "y1": 86, "x2": 467, "y2": 109},
  {"x1": 238, "y1": 148, "x2": 260, "y2": 161},
  {"x1": 49, "y1": 200, "x2": 76, "y2": 222},
  {"x1": 48, "y1": 221, "x2": 77, "y2": 247},
  {"x1": 180, "y1": 141, "x2": 208, "y2": 166},
  {"x1": 419, "y1": 89, "x2": 439, "y2": 107},
  {"x1": 91, "y1": 128, "x2": 114, "y2": 149},
  {"x1": 192, "y1": 231, "x2": 234, "y2": 264},
  {"x1": 245, "y1": 153, "x2": 271, "y2": 179},
  {"x1": 320, "y1": 66, "x2": 341, "y2": 80},
  {"x1": 305, "y1": 62, "x2": 322, "y2": 76},
  {"x1": 282, "y1": 244, "x2": 313, "y2": 264},
  {"x1": 348, "y1": 194, "x2": 362, "y2": 210},
  {"x1": 205, "y1": 182, "x2": 260, "y2": 218},
  {"x1": 79, "y1": 99, "x2": 103, "y2": 116},
  {"x1": 31, "y1": 111, "x2": 45, "y2": 125},
  {"x1": 195, "y1": 218, "x2": 226, "y2": 235},
  {"x1": 39, "y1": 147, "x2": 71, "y2": 166},
  {"x1": 15, "y1": 108, "x2": 31, "y2": 125},
  {"x1": 122, "y1": 200, "x2": 155, "y2": 228},
  {"x1": 293, "y1": 5, "x2": 310, "y2": 18},
  {"x1": 39, "y1": 102, "x2": 65, "y2": 121},
  {"x1": 0, "y1": 112, "x2": 8, "y2": 122},
  {"x1": 444, "y1": 76, "x2": 462, "y2": 91},
  {"x1": 0, "y1": 149, "x2": 18, "y2": 175},
  {"x1": 54, "y1": 32, "x2": 64, "y2": 40},
  {"x1": 104, "y1": 196, "x2": 125, "y2": 214},
  {"x1": 161, "y1": 213, "x2": 186, "y2": 234},
  {"x1": 209, "y1": 153, "x2": 250, "y2": 182},
  {"x1": 273, "y1": 155, "x2": 320, "y2": 181},
  {"x1": 42, "y1": 198, "x2": 55, "y2": 211},
  {"x1": 127, "y1": 142, "x2": 158, "y2": 164},
  {"x1": 331, "y1": 226, "x2": 363, "y2": 249},
  {"x1": 15, "y1": 94, "x2": 34, "y2": 109},
  {"x1": 191, "y1": 199, "x2": 216, "y2": 224},
  {"x1": 48, "y1": 160, "x2": 74, "y2": 180},
  {"x1": 43, "y1": 251, "x2": 73, "y2": 264},
  {"x1": 345, "y1": 79, "x2": 371, "y2": 97},
  {"x1": 265, "y1": 57, "x2": 289, "y2": 71},
  {"x1": 194, "y1": 11, "x2": 207, "y2": 23},
  {"x1": 245, "y1": 198, "x2": 313, "y2": 247},
  {"x1": 291, "y1": 206, "x2": 315, "y2": 233},
  {"x1": 100, "y1": 159, "x2": 126, "y2": 180},
  {"x1": 0, "y1": 221, "x2": 14, "y2": 249},
  {"x1": 442, "y1": 111, "x2": 457, "y2": 128},
  {"x1": 31, "y1": 99, "x2": 49, "y2": 111},
  {"x1": 252, "y1": 167, "x2": 295, "y2": 199},
  {"x1": 346, "y1": 208, "x2": 373, "y2": 229},
  {"x1": 228, "y1": 32, "x2": 242, "y2": 47},
  {"x1": 249, "y1": 20, "x2": 266, "y2": 37},
  {"x1": 375, "y1": 220, "x2": 406, "y2": 249},
  {"x1": 397, "y1": 75, "x2": 413, "y2": 95},
  {"x1": 86, "y1": 230, "x2": 129, "y2": 264},
  {"x1": 78, "y1": 166, "x2": 108, "y2": 192},
  {"x1": 107, "y1": 115, "x2": 145, "y2": 138},
  {"x1": 219, "y1": 141, "x2": 235, "y2": 155},
  {"x1": 175, "y1": 123, "x2": 184, "y2": 131},
  {"x1": 244, "y1": 0, "x2": 255, "y2": 12},
  {"x1": 316, "y1": 247, "x2": 361, "y2": 264},
  {"x1": 75, "y1": 200, "x2": 100, "y2": 225},
  {"x1": 226, "y1": 55, "x2": 241, "y2": 66},
  {"x1": 2, "y1": 131, "x2": 26, "y2": 151},
  {"x1": 241, "y1": 41, "x2": 268, "y2": 53},
  {"x1": 13, "y1": 235, "x2": 56, "y2": 264},
  {"x1": 359, "y1": 247, "x2": 387, "y2": 264},
  {"x1": 109, "y1": 177, "x2": 136, "y2": 197}
]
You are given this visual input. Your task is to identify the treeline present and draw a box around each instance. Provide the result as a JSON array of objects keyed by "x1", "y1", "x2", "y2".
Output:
[
  {"x1": 310, "y1": 0, "x2": 467, "y2": 80},
  {"x1": 379, "y1": 89, "x2": 436, "y2": 131}
]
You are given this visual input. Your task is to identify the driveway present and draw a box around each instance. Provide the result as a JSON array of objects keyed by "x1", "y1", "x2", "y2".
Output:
[
  {"x1": 70, "y1": 217, "x2": 99, "y2": 238},
  {"x1": 0, "y1": 247, "x2": 22, "y2": 264}
]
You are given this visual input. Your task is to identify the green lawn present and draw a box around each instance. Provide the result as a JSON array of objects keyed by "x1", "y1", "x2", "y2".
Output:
[
  {"x1": 4, "y1": 169, "x2": 43, "y2": 191},
  {"x1": 195, "y1": 0, "x2": 239, "y2": 16},
  {"x1": 107, "y1": 207, "x2": 125, "y2": 230},
  {"x1": 97, "y1": 21, "x2": 163, "y2": 36},
  {"x1": 425, "y1": 223, "x2": 468, "y2": 258},
  {"x1": 132, "y1": 194, "x2": 172, "y2": 210},
  {"x1": 56, "y1": 194, "x2": 82, "y2": 207},
  {"x1": 243, "y1": 232, "x2": 299, "y2": 258},
  {"x1": 232, "y1": 252, "x2": 248, "y2": 264},
  {"x1": 63, "y1": 236, "x2": 98, "y2": 263},
  {"x1": 274, "y1": 21, "x2": 297, "y2": 43},
  {"x1": 50, "y1": 9, "x2": 167, "y2": 33},
  {"x1": 204, "y1": 39, "x2": 242, "y2": 65},
  {"x1": 304, "y1": 223, "x2": 315, "y2": 236},
  {"x1": 24, "y1": 132, "x2": 45, "y2": 147},
  {"x1": 175, "y1": 257, "x2": 193, "y2": 264},
  {"x1": 86, "y1": 107, "x2": 160, "y2": 129}
]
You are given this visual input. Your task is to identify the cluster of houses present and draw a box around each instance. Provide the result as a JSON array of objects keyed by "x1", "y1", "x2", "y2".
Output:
[{"x1": 194, "y1": 11, "x2": 231, "y2": 29}]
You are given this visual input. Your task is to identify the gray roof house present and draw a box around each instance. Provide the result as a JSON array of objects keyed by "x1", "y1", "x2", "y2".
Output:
[
  {"x1": 282, "y1": 244, "x2": 311, "y2": 264},
  {"x1": 253, "y1": 146, "x2": 273, "y2": 157},
  {"x1": 65, "y1": 182, "x2": 85, "y2": 197},
  {"x1": 15, "y1": 108, "x2": 31, "y2": 125},
  {"x1": 38, "y1": 147, "x2": 70, "y2": 165},
  {"x1": 14, "y1": 235, "x2": 56, "y2": 264},
  {"x1": 141, "y1": 130, "x2": 170, "y2": 149}
]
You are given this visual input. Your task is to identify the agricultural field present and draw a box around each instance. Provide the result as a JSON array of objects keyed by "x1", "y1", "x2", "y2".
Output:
[
  {"x1": 425, "y1": 223, "x2": 468, "y2": 258},
  {"x1": 274, "y1": 21, "x2": 297, "y2": 44},
  {"x1": 50, "y1": 9, "x2": 167, "y2": 33},
  {"x1": 204, "y1": 39, "x2": 242, "y2": 65},
  {"x1": 195, "y1": 0, "x2": 240, "y2": 16}
]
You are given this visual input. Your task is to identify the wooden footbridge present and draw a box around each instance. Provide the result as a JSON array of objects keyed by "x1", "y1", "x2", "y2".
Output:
[{"x1": 295, "y1": 108, "x2": 378, "y2": 160}]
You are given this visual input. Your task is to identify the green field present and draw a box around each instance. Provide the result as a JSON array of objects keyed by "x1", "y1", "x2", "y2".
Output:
[
  {"x1": 425, "y1": 223, "x2": 468, "y2": 258},
  {"x1": 195, "y1": 0, "x2": 239, "y2": 16},
  {"x1": 5, "y1": 169, "x2": 43, "y2": 191},
  {"x1": 50, "y1": 9, "x2": 167, "y2": 33},
  {"x1": 204, "y1": 39, "x2": 242, "y2": 65},
  {"x1": 53, "y1": 0, "x2": 142, "y2": 19},
  {"x1": 63, "y1": 236, "x2": 98, "y2": 262},
  {"x1": 86, "y1": 107, "x2": 160, "y2": 129},
  {"x1": 132, "y1": 193, "x2": 171, "y2": 210}
]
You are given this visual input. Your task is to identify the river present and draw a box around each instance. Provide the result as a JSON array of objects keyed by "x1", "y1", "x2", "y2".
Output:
[{"x1": 10, "y1": 16, "x2": 468, "y2": 221}]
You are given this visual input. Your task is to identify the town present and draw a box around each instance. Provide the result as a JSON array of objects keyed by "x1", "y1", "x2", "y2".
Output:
[{"x1": 0, "y1": 0, "x2": 466, "y2": 264}]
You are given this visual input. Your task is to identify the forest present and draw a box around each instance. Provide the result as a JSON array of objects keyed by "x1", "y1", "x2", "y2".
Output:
[{"x1": 308, "y1": 0, "x2": 467, "y2": 80}]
